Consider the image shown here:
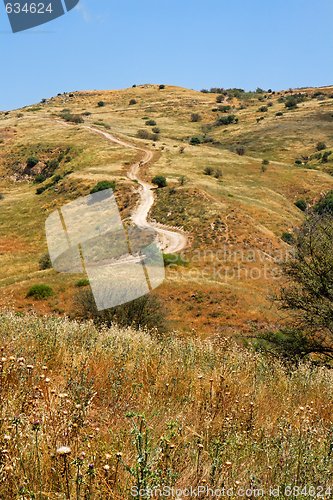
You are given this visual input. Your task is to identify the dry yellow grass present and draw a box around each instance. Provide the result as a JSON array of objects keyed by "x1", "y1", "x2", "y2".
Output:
[{"x1": 0, "y1": 311, "x2": 332, "y2": 498}]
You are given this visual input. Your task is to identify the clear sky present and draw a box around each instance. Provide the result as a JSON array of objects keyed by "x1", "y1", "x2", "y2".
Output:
[{"x1": 1, "y1": 0, "x2": 333, "y2": 110}]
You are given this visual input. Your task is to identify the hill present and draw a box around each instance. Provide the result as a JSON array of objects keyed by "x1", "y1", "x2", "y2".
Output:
[{"x1": 1, "y1": 84, "x2": 333, "y2": 333}]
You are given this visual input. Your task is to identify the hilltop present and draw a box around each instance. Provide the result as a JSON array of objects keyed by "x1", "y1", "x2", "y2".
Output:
[{"x1": 1, "y1": 83, "x2": 333, "y2": 333}]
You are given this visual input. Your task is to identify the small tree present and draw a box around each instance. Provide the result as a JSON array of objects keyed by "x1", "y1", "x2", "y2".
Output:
[
  {"x1": 152, "y1": 175, "x2": 167, "y2": 188},
  {"x1": 294, "y1": 199, "x2": 307, "y2": 212}
]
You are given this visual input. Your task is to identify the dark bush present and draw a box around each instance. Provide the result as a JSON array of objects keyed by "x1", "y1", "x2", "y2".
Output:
[
  {"x1": 152, "y1": 175, "x2": 167, "y2": 188},
  {"x1": 39, "y1": 252, "x2": 52, "y2": 270},
  {"x1": 216, "y1": 95, "x2": 224, "y2": 103},
  {"x1": 258, "y1": 106, "x2": 268, "y2": 113},
  {"x1": 152, "y1": 127, "x2": 160, "y2": 134},
  {"x1": 295, "y1": 159, "x2": 303, "y2": 165},
  {"x1": 215, "y1": 114, "x2": 238, "y2": 126},
  {"x1": 218, "y1": 105, "x2": 231, "y2": 113},
  {"x1": 26, "y1": 284, "x2": 54, "y2": 300},
  {"x1": 129, "y1": 99, "x2": 137, "y2": 105},
  {"x1": 322, "y1": 151, "x2": 332, "y2": 163},
  {"x1": 294, "y1": 199, "x2": 307, "y2": 212},
  {"x1": 214, "y1": 168, "x2": 223, "y2": 179},
  {"x1": 236, "y1": 145, "x2": 246, "y2": 156},
  {"x1": 203, "y1": 166, "x2": 214, "y2": 176},
  {"x1": 97, "y1": 101, "x2": 106, "y2": 107},
  {"x1": 26, "y1": 157, "x2": 39, "y2": 168},
  {"x1": 145, "y1": 119, "x2": 156, "y2": 126},
  {"x1": 275, "y1": 111, "x2": 283, "y2": 117},
  {"x1": 159, "y1": 85, "x2": 165, "y2": 90},
  {"x1": 314, "y1": 190, "x2": 333, "y2": 214},
  {"x1": 75, "y1": 278, "x2": 90, "y2": 287},
  {"x1": 74, "y1": 290, "x2": 167, "y2": 332},
  {"x1": 189, "y1": 136, "x2": 202, "y2": 145},
  {"x1": 190, "y1": 113, "x2": 201, "y2": 122},
  {"x1": 281, "y1": 232, "x2": 294, "y2": 245},
  {"x1": 90, "y1": 180, "x2": 116, "y2": 194},
  {"x1": 137, "y1": 130, "x2": 158, "y2": 141},
  {"x1": 316, "y1": 141, "x2": 327, "y2": 151},
  {"x1": 285, "y1": 96, "x2": 298, "y2": 109}
]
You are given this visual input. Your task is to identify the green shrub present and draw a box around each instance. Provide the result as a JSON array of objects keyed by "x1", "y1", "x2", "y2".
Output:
[
  {"x1": 90, "y1": 180, "x2": 116, "y2": 194},
  {"x1": 152, "y1": 175, "x2": 167, "y2": 188},
  {"x1": 314, "y1": 190, "x2": 333, "y2": 214},
  {"x1": 34, "y1": 174, "x2": 46, "y2": 184},
  {"x1": 39, "y1": 252, "x2": 52, "y2": 270},
  {"x1": 262, "y1": 159, "x2": 270, "y2": 166},
  {"x1": 216, "y1": 95, "x2": 224, "y2": 103},
  {"x1": 215, "y1": 114, "x2": 238, "y2": 126},
  {"x1": 285, "y1": 96, "x2": 298, "y2": 109},
  {"x1": 163, "y1": 253, "x2": 188, "y2": 267},
  {"x1": 26, "y1": 157, "x2": 39, "y2": 168},
  {"x1": 152, "y1": 127, "x2": 160, "y2": 134},
  {"x1": 75, "y1": 278, "x2": 90, "y2": 287},
  {"x1": 74, "y1": 290, "x2": 167, "y2": 332},
  {"x1": 275, "y1": 111, "x2": 283, "y2": 117},
  {"x1": 258, "y1": 106, "x2": 268, "y2": 112},
  {"x1": 26, "y1": 284, "x2": 54, "y2": 300},
  {"x1": 137, "y1": 130, "x2": 158, "y2": 141},
  {"x1": 129, "y1": 99, "x2": 137, "y2": 105},
  {"x1": 189, "y1": 136, "x2": 202, "y2": 145},
  {"x1": 322, "y1": 151, "x2": 332, "y2": 163},
  {"x1": 281, "y1": 232, "x2": 294, "y2": 245},
  {"x1": 294, "y1": 199, "x2": 307, "y2": 212},
  {"x1": 97, "y1": 101, "x2": 106, "y2": 107},
  {"x1": 295, "y1": 159, "x2": 302, "y2": 165},
  {"x1": 145, "y1": 119, "x2": 156, "y2": 126},
  {"x1": 203, "y1": 166, "x2": 214, "y2": 176},
  {"x1": 159, "y1": 84, "x2": 165, "y2": 90},
  {"x1": 316, "y1": 141, "x2": 327, "y2": 151},
  {"x1": 218, "y1": 105, "x2": 231, "y2": 113}
]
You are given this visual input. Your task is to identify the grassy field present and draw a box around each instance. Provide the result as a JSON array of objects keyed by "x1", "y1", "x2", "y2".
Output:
[
  {"x1": 1, "y1": 84, "x2": 333, "y2": 332},
  {"x1": 0, "y1": 311, "x2": 332, "y2": 498}
]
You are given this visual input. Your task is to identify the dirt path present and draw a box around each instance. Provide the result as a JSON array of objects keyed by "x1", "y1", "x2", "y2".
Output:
[{"x1": 86, "y1": 127, "x2": 187, "y2": 254}]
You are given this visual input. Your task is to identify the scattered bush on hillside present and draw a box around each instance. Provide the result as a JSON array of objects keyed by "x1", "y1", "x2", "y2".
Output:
[
  {"x1": 218, "y1": 105, "x2": 231, "y2": 113},
  {"x1": 163, "y1": 253, "x2": 188, "y2": 267},
  {"x1": 203, "y1": 166, "x2": 214, "y2": 176},
  {"x1": 26, "y1": 156, "x2": 39, "y2": 168},
  {"x1": 129, "y1": 99, "x2": 137, "y2": 105},
  {"x1": 281, "y1": 232, "x2": 294, "y2": 245},
  {"x1": 314, "y1": 190, "x2": 333, "y2": 214},
  {"x1": 215, "y1": 114, "x2": 238, "y2": 126},
  {"x1": 190, "y1": 113, "x2": 201, "y2": 122},
  {"x1": 295, "y1": 159, "x2": 303, "y2": 165},
  {"x1": 261, "y1": 159, "x2": 269, "y2": 172},
  {"x1": 189, "y1": 136, "x2": 202, "y2": 145},
  {"x1": 178, "y1": 175, "x2": 188, "y2": 186},
  {"x1": 90, "y1": 180, "x2": 116, "y2": 194},
  {"x1": 152, "y1": 127, "x2": 160, "y2": 134},
  {"x1": 0, "y1": 194, "x2": 4, "y2": 201},
  {"x1": 97, "y1": 101, "x2": 106, "y2": 107},
  {"x1": 236, "y1": 145, "x2": 246, "y2": 156},
  {"x1": 275, "y1": 111, "x2": 283, "y2": 117},
  {"x1": 316, "y1": 141, "x2": 327, "y2": 151},
  {"x1": 60, "y1": 112, "x2": 84, "y2": 124},
  {"x1": 214, "y1": 168, "x2": 223, "y2": 179},
  {"x1": 152, "y1": 175, "x2": 167, "y2": 188},
  {"x1": 216, "y1": 95, "x2": 224, "y2": 103},
  {"x1": 39, "y1": 252, "x2": 52, "y2": 270},
  {"x1": 258, "y1": 106, "x2": 268, "y2": 113},
  {"x1": 159, "y1": 84, "x2": 165, "y2": 90},
  {"x1": 26, "y1": 284, "x2": 54, "y2": 300},
  {"x1": 75, "y1": 278, "x2": 90, "y2": 287},
  {"x1": 145, "y1": 119, "x2": 156, "y2": 126},
  {"x1": 137, "y1": 130, "x2": 159, "y2": 141},
  {"x1": 322, "y1": 151, "x2": 332, "y2": 163},
  {"x1": 294, "y1": 199, "x2": 307, "y2": 212},
  {"x1": 74, "y1": 290, "x2": 167, "y2": 332}
]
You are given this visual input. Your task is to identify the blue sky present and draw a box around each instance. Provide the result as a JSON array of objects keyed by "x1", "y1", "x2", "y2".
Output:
[{"x1": 1, "y1": 0, "x2": 333, "y2": 110}]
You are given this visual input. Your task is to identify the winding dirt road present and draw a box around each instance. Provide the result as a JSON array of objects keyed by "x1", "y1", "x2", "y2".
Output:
[{"x1": 87, "y1": 127, "x2": 187, "y2": 254}]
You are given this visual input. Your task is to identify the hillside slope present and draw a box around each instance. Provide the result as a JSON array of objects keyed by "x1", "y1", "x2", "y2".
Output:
[{"x1": 1, "y1": 84, "x2": 333, "y2": 333}]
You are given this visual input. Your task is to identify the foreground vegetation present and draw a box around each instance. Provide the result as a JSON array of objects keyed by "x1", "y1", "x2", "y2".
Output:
[{"x1": 0, "y1": 311, "x2": 332, "y2": 498}]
